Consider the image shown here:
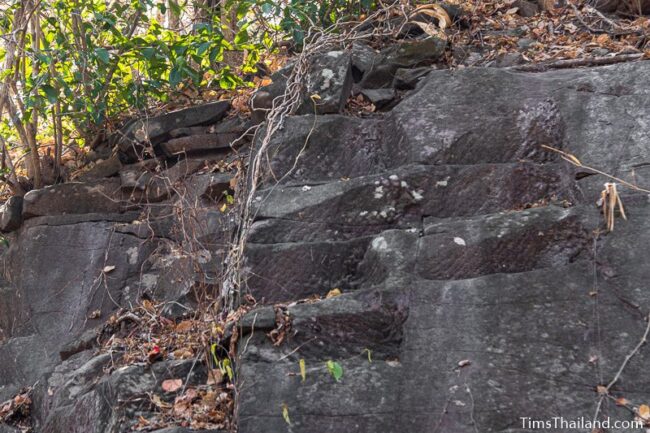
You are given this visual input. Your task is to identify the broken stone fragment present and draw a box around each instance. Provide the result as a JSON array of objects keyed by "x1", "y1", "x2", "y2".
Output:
[
  {"x1": 250, "y1": 50, "x2": 353, "y2": 120},
  {"x1": 22, "y1": 180, "x2": 123, "y2": 218},
  {"x1": 113, "y1": 100, "x2": 230, "y2": 159},
  {"x1": 392, "y1": 66, "x2": 432, "y2": 90},
  {"x1": 159, "y1": 133, "x2": 239, "y2": 157},
  {"x1": 360, "y1": 88, "x2": 396, "y2": 109},
  {"x1": 360, "y1": 38, "x2": 446, "y2": 89},
  {"x1": 0, "y1": 196, "x2": 23, "y2": 232},
  {"x1": 77, "y1": 154, "x2": 122, "y2": 181}
]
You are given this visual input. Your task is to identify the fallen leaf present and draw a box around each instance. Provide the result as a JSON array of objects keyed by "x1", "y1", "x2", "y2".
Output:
[
  {"x1": 413, "y1": 4, "x2": 451, "y2": 29},
  {"x1": 207, "y1": 369, "x2": 224, "y2": 385},
  {"x1": 175, "y1": 320, "x2": 194, "y2": 333},
  {"x1": 151, "y1": 393, "x2": 172, "y2": 409},
  {"x1": 615, "y1": 397, "x2": 629, "y2": 406},
  {"x1": 162, "y1": 379, "x2": 183, "y2": 393},
  {"x1": 639, "y1": 404, "x2": 650, "y2": 420},
  {"x1": 103, "y1": 265, "x2": 116, "y2": 273},
  {"x1": 282, "y1": 403, "x2": 291, "y2": 425},
  {"x1": 299, "y1": 359, "x2": 306, "y2": 382},
  {"x1": 596, "y1": 385, "x2": 608, "y2": 395},
  {"x1": 326, "y1": 288, "x2": 341, "y2": 298},
  {"x1": 147, "y1": 345, "x2": 162, "y2": 363},
  {"x1": 458, "y1": 359, "x2": 471, "y2": 368}
]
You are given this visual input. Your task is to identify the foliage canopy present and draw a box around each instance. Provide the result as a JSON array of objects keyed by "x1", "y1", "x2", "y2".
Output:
[{"x1": 0, "y1": 0, "x2": 375, "y2": 191}]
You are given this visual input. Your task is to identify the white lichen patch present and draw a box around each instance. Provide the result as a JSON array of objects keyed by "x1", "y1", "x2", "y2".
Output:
[
  {"x1": 374, "y1": 186, "x2": 384, "y2": 199},
  {"x1": 453, "y1": 237, "x2": 466, "y2": 246},
  {"x1": 126, "y1": 247, "x2": 139, "y2": 265},
  {"x1": 436, "y1": 177, "x2": 450, "y2": 187},
  {"x1": 320, "y1": 69, "x2": 334, "y2": 90},
  {"x1": 411, "y1": 190, "x2": 424, "y2": 201},
  {"x1": 197, "y1": 249, "x2": 212, "y2": 264},
  {"x1": 327, "y1": 51, "x2": 343, "y2": 58},
  {"x1": 372, "y1": 236, "x2": 388, "y2": 251},
  {"x1": 301, "y1": 185, "x2": 312, "y2": 192}
]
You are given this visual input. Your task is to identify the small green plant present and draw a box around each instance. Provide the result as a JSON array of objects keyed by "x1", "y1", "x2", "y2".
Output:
[
  {"x1": 210, "y1": 343, "x2": 233, "y2": 381},
  {"x1": 326, "y1": 360, "x2": 343, "y2": 382}
]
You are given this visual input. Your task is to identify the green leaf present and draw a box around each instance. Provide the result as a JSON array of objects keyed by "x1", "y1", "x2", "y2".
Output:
[
  {"x1": 196, "y1": 41, "x2": 210, "y2": 56},
  {"x1": 168, "y1": 0, "x2": 182, "y2": 16},
  {"x1": 142, "y1": 47, "x2": 156, "y2": 60},
  {"x1": 326, "y1": 360, "x2": 343, "y2": 382},
  {"x1": 36, "y1": 53, "x2": 52, "y2": 65},
  {"x1": 41, "y1": 85, "x2": 59, "y2": 104},
  {"x1": 168, "y1": 66, "x2": 182, "y2": 87},
  {"x1": 95, "y1": 48, "x2": 110, "y2": 64}
]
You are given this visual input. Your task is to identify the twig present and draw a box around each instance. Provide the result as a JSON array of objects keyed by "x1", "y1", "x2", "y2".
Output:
[
  {"x1": 542, "y1": 145, "x2": 650, "y2": 194},
  {"x1": 593, "y1": 313, "x2": 650, "y2": 422},
  {"x1": 277, "y1": 337, "x2": 318, "y2": 361},
  {"x1": 515, "y1": 53, "x2": 644, "y2": 72}
]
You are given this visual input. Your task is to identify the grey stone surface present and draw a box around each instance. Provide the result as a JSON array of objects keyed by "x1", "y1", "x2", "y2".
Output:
[
  {"x1": 22, "y1": 180, "x2": 123, "y2": 218},
  {"x1": 115, "y1": 100, "x2": 230, "y2": 157},
  {"x1": 251, "y1": 50, "x2": 353, "y2": 118},
  {"x1": 360, "y1": 38, "x2": 446, "y2": 89},
  {"x1": 78, "y1": 154, "x2": 122, "y2": 181},
  {"x1": 0, "y1": 218, "x2": 158, "y2": 404},
  {"x1": 237, "y1": 61, "x2": 650, "y2": 433},
  {"x1": 0, "y1": 196, "x2": 23, "y2": 232},
  {"x1": 159, "y1": 133, "x2": 238, "y2": 157},
  {"x1": 2, "y1": 52, "x2": 650, "y2": 433}
]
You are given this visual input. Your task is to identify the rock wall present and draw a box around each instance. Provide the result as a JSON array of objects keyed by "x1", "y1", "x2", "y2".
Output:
[
  {"x1": 0, "y1": 39, "x2": 649, "y2": 433},
  {"x1": 237, "y1": 61, "x2": 650, "y2": 432}
]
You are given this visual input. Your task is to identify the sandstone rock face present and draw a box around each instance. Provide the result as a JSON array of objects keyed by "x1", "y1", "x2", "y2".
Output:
[
  {"x1": 115, "y1": 100, "x2": 231, "y2": 159},
  {"x1": 1, "y1": 44, "x2": 650, "y2": 433},
  {"x1": 251, "y1": 49, "x2": 354, "y2": 120},
  {"x1": 237, "y1": 61, "x2": 650, "y2": 433}
]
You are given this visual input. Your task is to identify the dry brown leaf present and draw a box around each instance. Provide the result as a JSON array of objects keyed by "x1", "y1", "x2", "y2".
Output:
[
  {"x1": 207, "y1": 369, "x2": 224, "y2": 386},
  {"x1": 173, "y1": 348, "x2": 194, "y2": 359},
  {"x1": 639, "y1": 404, "x2": 650, "y2": 420},
  {"x1": 615, "y1": 397, "x2": 629, "y2": 406},
  {"x1": 151, "y1": 393, "x2": 172, "y2": 409},
  {"x1": 162, "y1": 378, "x2": 183, "y2": 393},
  {"x1": 413, "y1": 4, "x2": 451, "y2": 29},
  {"x1": 175, "y1": 320, "x2": 194, "y2": 333},
  {"x1": 142, "y1": 299, "x2": 155, "y2": 312},
  {"x1": 596, "y1": 34, "x2": 610, "y2": 45},
  {"x1": 412, "y1": 20, "x2": 443, "y2": 37},
  {"x1": 596, "y1": 385, "x2": 608, "y2": 395},
  {"x1": 326, "y1": 288, "x2": 342, "y2": 298}
]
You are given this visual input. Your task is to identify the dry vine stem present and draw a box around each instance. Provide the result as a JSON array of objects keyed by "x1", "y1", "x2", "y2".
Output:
[
  {"x1": 220, "y1": 3, "x2": 401, "y2": 312},
  {"x1": 593, "y1": 313, "x2": 650, "y2": 424}
]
